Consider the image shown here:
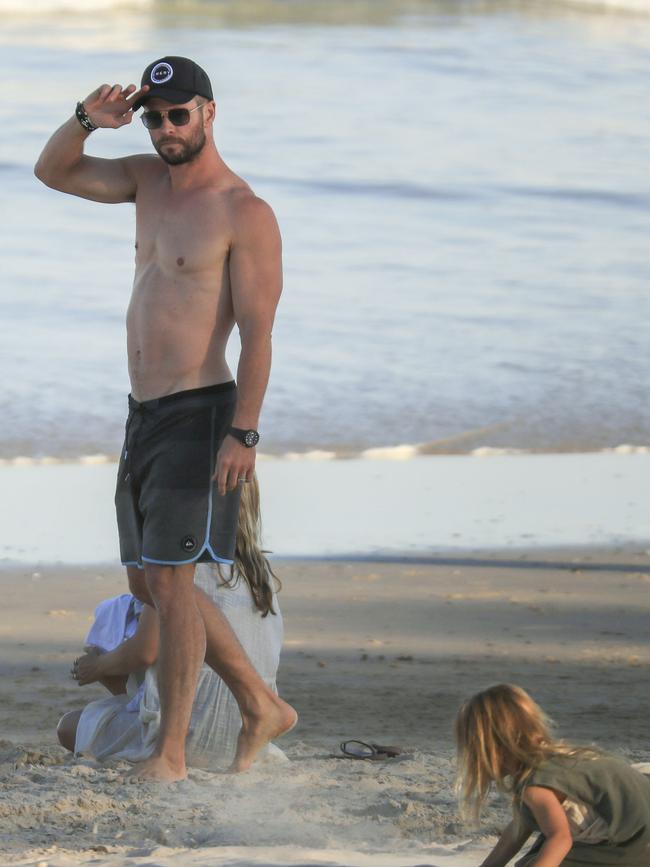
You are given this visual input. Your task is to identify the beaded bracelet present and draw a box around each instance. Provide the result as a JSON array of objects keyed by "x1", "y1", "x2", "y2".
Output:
[{"x1": 75, "y1": 101, "x2": 98, "y2": 132}]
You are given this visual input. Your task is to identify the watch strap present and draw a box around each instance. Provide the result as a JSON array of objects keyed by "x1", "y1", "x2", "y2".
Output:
[{"x1": 228, "y1": 426, "x2": 260, "y2": 447}]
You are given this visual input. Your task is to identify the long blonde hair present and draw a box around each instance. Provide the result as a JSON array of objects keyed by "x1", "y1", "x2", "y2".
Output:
[
  {"x1": 454, "y1": 684, "x2": 598, "y2": 822},
  {"x1": 214, "y1": 471, "x2": 281, "y2": 617}
]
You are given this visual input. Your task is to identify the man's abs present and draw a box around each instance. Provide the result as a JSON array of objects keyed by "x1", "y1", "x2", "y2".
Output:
[{"x1": 127, "y1": 261, "x2": 235, "y2": 401}]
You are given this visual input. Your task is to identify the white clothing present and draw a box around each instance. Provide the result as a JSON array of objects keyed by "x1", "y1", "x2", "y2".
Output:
[
  {"x1": 83, "y1": 593, "x2": 143, "y2": 652},
  {"x1": 75, "y1": 564, "x2": 286, "y2": 769}
]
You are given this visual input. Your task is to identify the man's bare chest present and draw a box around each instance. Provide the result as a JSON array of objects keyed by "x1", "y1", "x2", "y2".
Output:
[{"x1": 134, "y1": 188, "x2": 231, "y2": 277}]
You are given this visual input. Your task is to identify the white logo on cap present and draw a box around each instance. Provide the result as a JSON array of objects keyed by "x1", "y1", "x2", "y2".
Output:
[{"x1": 150, "y1": 62, "x2": 173, "y2": 85}]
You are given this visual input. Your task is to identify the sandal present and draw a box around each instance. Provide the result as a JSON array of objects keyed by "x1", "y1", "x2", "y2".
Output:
[{"x1": 337, "y1": 739, "x2": 404, "y2": 760}]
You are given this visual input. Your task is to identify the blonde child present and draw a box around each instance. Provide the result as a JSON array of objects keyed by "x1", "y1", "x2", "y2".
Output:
[{"x1": 454, "y1": 684, "x2": 650, "y2": 867}]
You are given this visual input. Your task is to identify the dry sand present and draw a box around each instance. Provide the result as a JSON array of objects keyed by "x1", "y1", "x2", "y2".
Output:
[{"x1": 0, "y1": 546, "x2": 649, "y2": 866}]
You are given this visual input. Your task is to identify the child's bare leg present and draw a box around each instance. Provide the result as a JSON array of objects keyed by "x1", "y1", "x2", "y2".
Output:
[{"x1": 57, "y1": 709, "x2": 83, "y2": 752}]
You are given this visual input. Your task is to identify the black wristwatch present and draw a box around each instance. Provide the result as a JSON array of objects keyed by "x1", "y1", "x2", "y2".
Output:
[{"x1": 228, "y1": 426, "x2": 260, "y2": 448}]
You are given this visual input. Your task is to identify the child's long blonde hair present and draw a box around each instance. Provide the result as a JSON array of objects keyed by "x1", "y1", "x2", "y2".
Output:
[
  {"x1": 454, "y1": 683, "x2": 597, "y2": 822},
  {"x1": 214, "y1": 471, "x2": 281, "y2": 617}
]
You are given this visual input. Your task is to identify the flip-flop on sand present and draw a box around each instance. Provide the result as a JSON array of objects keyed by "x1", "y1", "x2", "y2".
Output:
[{"x1": 335, "y1": 739, "x2": 405, "y2": 760}]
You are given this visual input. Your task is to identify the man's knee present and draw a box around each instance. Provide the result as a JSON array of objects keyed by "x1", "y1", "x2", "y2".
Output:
[
  {"x1": 127, "y1": 566, "x2": 152, "y2": 605},
  {"x1": 145, "y1": 564, "x2": 195, "y2": 610}
]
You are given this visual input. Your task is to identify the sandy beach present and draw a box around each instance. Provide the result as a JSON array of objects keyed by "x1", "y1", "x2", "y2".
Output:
[
  {"x1": 2, "y1": 0, "x2": 649, "y2": 863},
  {"x1": 1, "y1": 545, "x2": 649, "y2": 866}
]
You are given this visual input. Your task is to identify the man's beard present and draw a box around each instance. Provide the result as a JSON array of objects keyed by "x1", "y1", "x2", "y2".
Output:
[{"x1": 154, "y1": 127, "x2": 206, "y2": 165}]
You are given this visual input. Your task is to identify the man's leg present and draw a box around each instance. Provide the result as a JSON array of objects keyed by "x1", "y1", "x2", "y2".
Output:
[
  {"x1": 127, "y1": 566, "x2": 296, "y2": 773},
  {"x1": 129, "y1": 563, "x2": 206, "y2": 781},
  {"x1": 193, "y1": 585, "x2": 297, "y2": 772},
  {"x1": 127, "y1": 565, "x2": 152, "y2": 604}
]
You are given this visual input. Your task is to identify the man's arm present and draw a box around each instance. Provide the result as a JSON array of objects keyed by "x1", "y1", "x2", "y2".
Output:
[
  {"x1": 34, "y1": 82, "x2": 151, "y2": 203},
  {"x1": 214, "y1": 194, "x2": 282, "y2": 494},
  {"x1": 229, "y1": 194, "x2": 283, "y2": 430}
]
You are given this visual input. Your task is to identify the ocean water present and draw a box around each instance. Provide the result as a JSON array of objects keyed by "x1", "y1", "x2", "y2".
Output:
[{"x1": 1, "y1": 0, "x2": 650, "y2": 460}]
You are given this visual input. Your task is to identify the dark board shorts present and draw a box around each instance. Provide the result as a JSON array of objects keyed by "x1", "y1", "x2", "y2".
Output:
[{"x1": 115, "y1": 381, "x2": 242, "y2": 569}]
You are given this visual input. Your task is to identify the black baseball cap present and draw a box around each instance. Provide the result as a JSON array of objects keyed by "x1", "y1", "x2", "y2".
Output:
[{"x1": 133, "y1": 56, "x2": 213, "y2": 110}]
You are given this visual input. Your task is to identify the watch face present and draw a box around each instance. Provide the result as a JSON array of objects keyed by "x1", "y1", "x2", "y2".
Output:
[{"x1": 244, "y1": 430, "x2": 259, "y2": 447}]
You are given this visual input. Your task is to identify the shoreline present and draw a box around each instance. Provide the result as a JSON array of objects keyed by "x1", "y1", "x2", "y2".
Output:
[
  {"x1": 3, "y1": 540, "x2": 650, "y2": 571},
  {"x1": 0, "y1": 442, "x2": 648, "y2": 465},
  {"x1": 1, "y1": 452, "x2": 649, "y2": 565}
]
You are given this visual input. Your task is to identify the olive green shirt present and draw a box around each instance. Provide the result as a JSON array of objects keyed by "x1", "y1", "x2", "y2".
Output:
[{"x1": 517, "y1": 753, "x2": 650, "y2": 866}]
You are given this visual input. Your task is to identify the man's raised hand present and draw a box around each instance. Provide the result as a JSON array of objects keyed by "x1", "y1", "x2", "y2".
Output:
[{"x1": 82, "y1": 83, "x2": 150, "y2": 129}]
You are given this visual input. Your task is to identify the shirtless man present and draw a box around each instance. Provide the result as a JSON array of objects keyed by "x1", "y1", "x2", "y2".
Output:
[{"x1": 34, "y1": 56, "x2": 297, "y2": 781}]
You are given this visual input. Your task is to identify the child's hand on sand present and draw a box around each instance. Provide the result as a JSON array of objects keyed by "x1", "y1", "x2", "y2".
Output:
[{"x1": 71, "y1": 646, "x2": 104, "y2": 685}]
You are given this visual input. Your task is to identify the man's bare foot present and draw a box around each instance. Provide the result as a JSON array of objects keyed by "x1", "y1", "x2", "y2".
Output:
[
  {"x1": 229, "y1": 696, "x2": 298, "y2": 773},
  {"x1": 126, "y1": 754, "x2": 187, "y2": 783}
]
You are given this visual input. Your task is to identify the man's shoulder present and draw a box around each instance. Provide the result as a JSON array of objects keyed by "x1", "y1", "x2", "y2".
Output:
[
  {"x1": 227, "y1": 184, "x2": 279, "y2": 236},
  {"x1": 122, "y1": 153, "x2": 164, "y2": 181}
]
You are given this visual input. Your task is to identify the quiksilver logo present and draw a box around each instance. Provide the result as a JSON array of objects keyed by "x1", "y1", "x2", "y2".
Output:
[{"x1": 181, "y1": 535, "x2": 197, "y2": 552}]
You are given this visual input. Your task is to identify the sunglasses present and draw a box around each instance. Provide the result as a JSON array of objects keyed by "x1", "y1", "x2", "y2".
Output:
[{"x1": 140, "y1": 102, "x2": 205, "y2": 130}]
